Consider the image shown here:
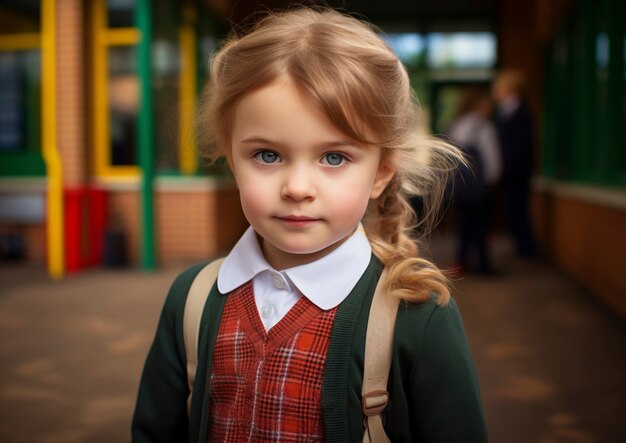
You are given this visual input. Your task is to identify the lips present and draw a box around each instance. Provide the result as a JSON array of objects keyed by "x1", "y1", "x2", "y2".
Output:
[
  {"x1": 274, "y1": 215, "x2": 321, "y2": 226},
  {"x1": 278, "y1": 215, "x2": 319, "y2": 221}
]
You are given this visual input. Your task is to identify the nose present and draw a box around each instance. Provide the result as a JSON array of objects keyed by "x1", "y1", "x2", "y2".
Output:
[{"x1": 280, "y1": 165, "x2": 316, "y2": 202}]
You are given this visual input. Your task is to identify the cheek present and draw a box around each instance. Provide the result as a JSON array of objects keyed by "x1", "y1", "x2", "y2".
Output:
[
  {"x1": 237, "y1": 181, "x2": 268, "y2": 219},
  {"x1": 327, "y1": 165, "x2": 379, "y2": 210},
  {"x1": 326, "y1": 182, "x2": 372, "y2": 220},
  {"x1": 232, "y1": 165, "x2": 258, "y2": 208}
]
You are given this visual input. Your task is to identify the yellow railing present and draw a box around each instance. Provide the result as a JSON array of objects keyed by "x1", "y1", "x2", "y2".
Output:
[
  {"x1": 41, "y1": 0, "x2": 64, "y2": 278},
  {"x1": 0, "y1": 33, "x2": 40, "y2": 50}
]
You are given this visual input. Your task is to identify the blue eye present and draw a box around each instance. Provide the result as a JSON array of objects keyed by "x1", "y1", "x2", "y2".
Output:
[
  {"x1": 254, "y1": 150, "x2": 280, "y2": 164},
  {"x1": 323, "y1": 152, "x2": 345, "y2": 166}
]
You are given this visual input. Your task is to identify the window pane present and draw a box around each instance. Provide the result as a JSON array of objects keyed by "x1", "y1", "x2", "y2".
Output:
[
  {"x1": 383, "y1": 33, "x2": 425, "y2": 69},
  {"x1": 199, "y1": 35, "x2": 217, "y2": 86},
  {"x1": 427, "y1": 32, "x2": 496, "y2": 69},
  {"x1": 433, "y1": 85, "x2": 464, "y2": 135},
  {"x1": 107, "y1": 0, "x2": 136, "y2": 28},
  {"x1": 108, "y1": 46, "x2": 138, "y2": 166},
  {"x1": 153, "y1": 1, "x2": 180, "y2": 173},
  {"x1": 0, "y1": 51, "x2": 41, "y2": 152}
]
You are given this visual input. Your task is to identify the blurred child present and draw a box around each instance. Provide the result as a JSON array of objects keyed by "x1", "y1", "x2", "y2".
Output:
[
  {"x1": 132, "y1": 8, "x2": 487, "y2": 442},
  {"x1": 448, "y1": 86, "x2": 502, "y2": 275}
]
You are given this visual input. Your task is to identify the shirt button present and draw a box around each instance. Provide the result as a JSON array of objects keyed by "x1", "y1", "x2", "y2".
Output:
[
  {"x1": 272, "y1": 273, "x2": 285, "y2": 289},
  {"x1": 260, "y1": 302, "x2": 274, "y2": 319}
]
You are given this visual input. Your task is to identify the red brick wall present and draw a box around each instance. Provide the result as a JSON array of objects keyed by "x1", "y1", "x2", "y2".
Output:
[
  {"x1": 553, "y1": 198, "x2": 626, "y2": 318},
  {"x1": 155, "y1": 186, "x2": 247, "y2": 264},
  {"x1": 215, "y1": 187, "x2": 248, "y2": 253},
  {"x1": 107, "y1": 185, "x2": 247, "y2": 266},
  {"x1": 532, "y1": 190, "x2": 626, "y2": 318},
  {"x1": 56, "y1": 0, "x2": 86, "y2": 186},
  {"x1": 24, "y1": 225, "x2": 45, "y2": 262},
  {"x1": 156, "y1": 191, "x2": 217, "y2": 264}
]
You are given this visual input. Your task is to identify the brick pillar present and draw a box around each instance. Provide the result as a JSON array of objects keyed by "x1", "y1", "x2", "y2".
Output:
[
  {"x1": 498, "y1": 0, "x2": 545, "y2": 183},
  {"x1": 56, "y1": 0, "x2": 86, "y2": 186},
  {"x1": 497, "y1": 0, "x2": 550, "y2": 118}
]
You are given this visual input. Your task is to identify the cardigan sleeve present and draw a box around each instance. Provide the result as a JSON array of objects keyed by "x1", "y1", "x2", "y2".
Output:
[
  {"x1": 131, "y1": 263, "x2": 207, "y2": 443},
  {"x1": 408, "y1": 298, "x2": 488, "y2": 442}
]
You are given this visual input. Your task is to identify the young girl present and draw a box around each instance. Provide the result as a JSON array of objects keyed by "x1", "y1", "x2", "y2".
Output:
[{"x1": 132, "y1": 8, "x2": 487, "y2": 442}]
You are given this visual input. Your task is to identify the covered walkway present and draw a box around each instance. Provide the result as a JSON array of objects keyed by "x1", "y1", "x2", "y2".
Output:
[{"x1": 0, "y1": 236, "x2": 624, "y2": 443}]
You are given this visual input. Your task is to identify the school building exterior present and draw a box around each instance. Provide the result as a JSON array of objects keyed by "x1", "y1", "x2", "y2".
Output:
[
  {"x1": 0, "y1": 0, "x2": 624, "y2": 316},
  {"x1": 0, "y1": 0, "x2": 249, "y2": 275}
]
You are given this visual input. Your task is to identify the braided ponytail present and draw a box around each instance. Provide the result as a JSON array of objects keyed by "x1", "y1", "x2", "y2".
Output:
[{"x1": 364, "y1": 136, "x2": 459, "y2": 306}]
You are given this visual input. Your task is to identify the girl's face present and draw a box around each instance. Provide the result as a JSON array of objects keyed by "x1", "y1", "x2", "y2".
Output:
[{"x1": 227, "y1": 76, "x2": 394, "y2": 270}]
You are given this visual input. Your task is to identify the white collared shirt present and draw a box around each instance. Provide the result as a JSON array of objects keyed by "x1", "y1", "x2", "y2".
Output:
[
  {"x1": 449, "y1": 112, "x2": 502, "y2": 185},
  {"x1": 217, "y1": 226, "x2": 372, "y2": 331}
]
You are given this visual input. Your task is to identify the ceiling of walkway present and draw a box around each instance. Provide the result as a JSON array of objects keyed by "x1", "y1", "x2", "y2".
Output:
[
  {"x1": 327, "y1": 0, "x2": 498, "y2": 21},
  {"x1": 0, "y1": 0, "x2": 500, "y2": 32},
  {"x1": 219, "y1": 0, "x2": 500, "y2": 30}
]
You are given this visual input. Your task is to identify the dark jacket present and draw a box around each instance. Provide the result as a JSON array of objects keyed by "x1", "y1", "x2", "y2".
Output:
[
  {"x1": 496, "y1": 102, "x2": 534, "y2": 184},
  {"x1": 132, "y1": 257, "x2": 488, "y2": 442}
]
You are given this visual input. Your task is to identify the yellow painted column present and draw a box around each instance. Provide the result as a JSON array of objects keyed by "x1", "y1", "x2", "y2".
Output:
[
  {"x1": 41, "y1": 0, "x2": 64, "y2": 278},
  {"x1": 179, "y1": 1, "x2": 198, "y2": 175}
]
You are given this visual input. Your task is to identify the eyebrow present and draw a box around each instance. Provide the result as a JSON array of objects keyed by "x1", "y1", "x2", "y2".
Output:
[{"x1": 240, "y1": 136, "x2": 359, "y2": 149}]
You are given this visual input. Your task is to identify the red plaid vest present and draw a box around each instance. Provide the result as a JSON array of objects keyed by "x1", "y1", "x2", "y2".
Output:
[{"x1": 208, "y1": 281, "x2": 338, "y2": 442}]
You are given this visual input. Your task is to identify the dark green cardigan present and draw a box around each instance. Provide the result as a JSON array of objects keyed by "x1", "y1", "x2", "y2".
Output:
[{"x1": 132, "y1": 256, "x2": 488, "y2": 442}]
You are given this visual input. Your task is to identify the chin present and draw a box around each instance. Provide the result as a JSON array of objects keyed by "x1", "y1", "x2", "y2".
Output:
[
  {"x1": 276, "y1": 235, "x2": 340, "y2": 252},
  {"x1": 278, "y1": 242, "x2": 328, "y2": 255}
]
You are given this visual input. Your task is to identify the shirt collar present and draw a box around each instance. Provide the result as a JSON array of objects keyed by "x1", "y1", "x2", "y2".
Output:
[{"x1": 217, "y1": 225, "x2": 372, "y2": 310}]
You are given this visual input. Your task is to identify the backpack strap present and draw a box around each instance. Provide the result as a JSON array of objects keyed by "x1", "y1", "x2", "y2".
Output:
[
  {"x1": 362, "y1": 268, "x2": 399, "y2": 443},
  {"x1": 183, "y1": 258, "x2": 224, "y2": 411}
]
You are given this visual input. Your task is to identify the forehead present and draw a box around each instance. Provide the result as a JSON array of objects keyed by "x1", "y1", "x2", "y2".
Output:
[{"x1": 231, "y1": 76, "x2": 358, "y2": 147}]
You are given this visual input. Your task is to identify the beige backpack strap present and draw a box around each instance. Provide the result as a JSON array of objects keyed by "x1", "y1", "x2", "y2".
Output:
[
  {"x1": 183, "y1": 258, "x2": 224, "y2": 412},
  {"x1": 362, "y1": 268, "x2": 400, "y2": 443}
]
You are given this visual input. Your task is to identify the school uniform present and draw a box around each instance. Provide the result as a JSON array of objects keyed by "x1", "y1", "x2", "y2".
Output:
[
  {"x1": 496, "y1": 99, "x2": 538, "y2": 257},
  {"x1": 132, "y1": 227, "x2": 488, "y2": 442}
]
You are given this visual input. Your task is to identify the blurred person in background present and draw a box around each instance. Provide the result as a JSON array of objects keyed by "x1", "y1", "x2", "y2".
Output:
[
  {"x1": 448, "y1": 86, "x2": 502, "y2": 276},
  {"x1": 493, "y1": 69, "x2": 538, "y2": 258}
]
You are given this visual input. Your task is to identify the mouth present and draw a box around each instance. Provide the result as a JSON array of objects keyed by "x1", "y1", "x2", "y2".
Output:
[{"x1": 274, "y1": 215, "x2": 321, "y2": 226}]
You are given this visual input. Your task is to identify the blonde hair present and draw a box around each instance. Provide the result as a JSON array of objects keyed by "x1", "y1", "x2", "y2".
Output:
[{"x1": 198, "y1": 8, "x2": 463, "y2": 305}]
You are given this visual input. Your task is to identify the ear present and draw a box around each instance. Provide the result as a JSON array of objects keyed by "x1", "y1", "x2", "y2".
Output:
[{"x1": 370, "y1": 161, "x2": 395, "y2": 199}]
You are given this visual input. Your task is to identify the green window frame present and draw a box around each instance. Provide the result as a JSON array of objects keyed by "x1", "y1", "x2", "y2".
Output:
[{"x1": 543, "y1": 0, "x2": 625, "y2": 188}]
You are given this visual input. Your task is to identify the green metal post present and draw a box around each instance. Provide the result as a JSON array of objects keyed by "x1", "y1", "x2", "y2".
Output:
[
  {"x1": 137, "y1": 0, "x2": 156, "y2": 269},
  {"x1": 606, "y1": 0, "x2": 625, "y2": 186},
  {"x1": 573, "y1": 0, "x2": 596, "y2": 182}
]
